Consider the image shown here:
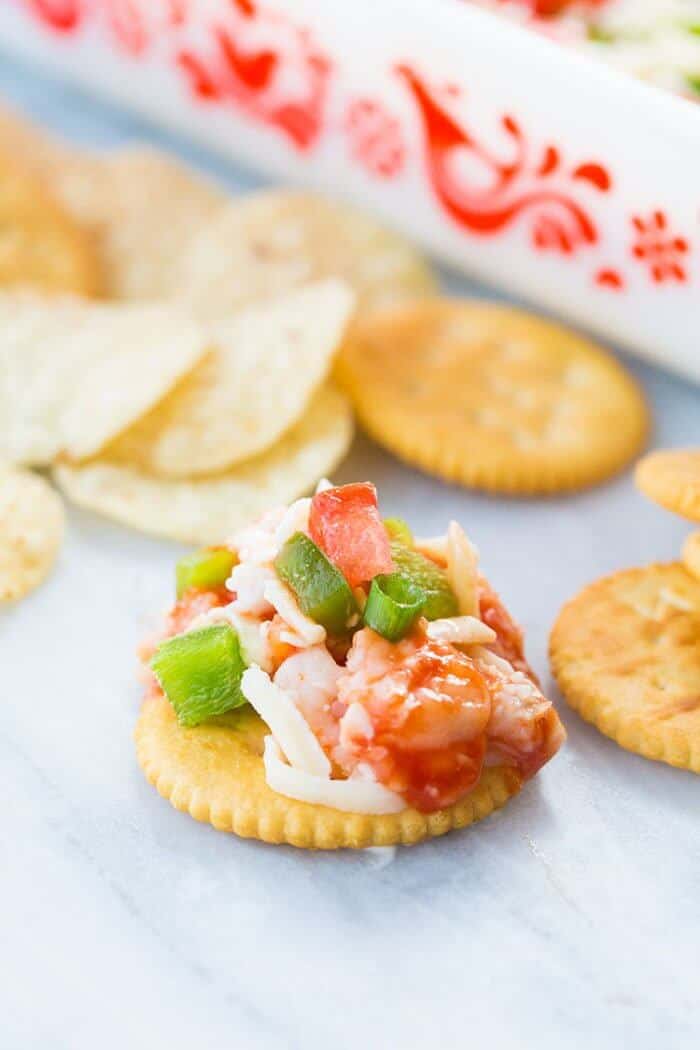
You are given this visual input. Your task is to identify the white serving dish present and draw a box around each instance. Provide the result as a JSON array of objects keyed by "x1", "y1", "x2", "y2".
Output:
[{"x1": 1, "y1": 0, "x2": 698, "y2": 379}]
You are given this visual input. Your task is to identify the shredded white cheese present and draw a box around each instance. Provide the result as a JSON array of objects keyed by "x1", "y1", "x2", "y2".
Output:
[
  {"x1": 274, "y1": 497, "x2": 311, "y2": 549},
  {"x1": 426, "y1": 615, "x2": 496, "y2": 646},
  {"x1": 263, "y1": 737, "x2": 405, "y2": 814},
  {"x1": 446, "y1": 521, "x2": 481, "y2": 618},
  {"x1": 242, "y1": 666, "x2": 332, "y2": 777},
  {"x1": 229, "y1": 562, "x2": 276, "y2": 616},
  {"x1": 263, "y1": 577, "x2": 326, "y2": 646}
]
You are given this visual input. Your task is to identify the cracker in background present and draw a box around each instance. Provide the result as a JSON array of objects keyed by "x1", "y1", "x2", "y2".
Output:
[
  {"x1": 0, "y1": 152, "x2": 99, "y2": 296},
  {"x1": 0, "y1": 294, "x2": 207, "y2": 465},
  {"x1": 635, "y1": 449, "x2": 700, "y2": 521},
  {"x1": 54, "y1": 385, "x2": 353, "y2": 545},
  {"x1": 106, "y1": 279, "x2": 355, "y2": 478},
  {"x1": 682, "y1": 532, "x2": 700, "y2": 581},
  {"x1": 0, "y1": 468, "x2": 65, "y2": 602},
  {"x1": 336, "y1": 299, "x2": 649, "y2": 494},
  {"x1": 550, "y1": 563, "x2": 700, "y2": 773},
  {"x1": 135, "y1": 693, "x2": 521, "y2": 849},
  {"x1": 175, "y1": 190, "x2": 436, "y2": 318}
]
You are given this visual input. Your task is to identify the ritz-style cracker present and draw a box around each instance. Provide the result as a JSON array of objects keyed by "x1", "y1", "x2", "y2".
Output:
[
  {"x1": 135, "y1": 696, "x2": 521, "y2": 849},
  {"x1": 550, "y1": 563, "x2": 700, "y2": 773},
  {"x1": 336, "y1": 299, "x2": 649, "y2": 494}
]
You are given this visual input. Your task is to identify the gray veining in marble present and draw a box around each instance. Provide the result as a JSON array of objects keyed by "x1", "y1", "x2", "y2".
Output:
[{"x1": 1, "y1": 52, "x2": 698, "y2": 1050}]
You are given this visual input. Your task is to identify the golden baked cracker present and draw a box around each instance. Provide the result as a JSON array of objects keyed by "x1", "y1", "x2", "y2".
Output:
[
  {"x1": 336, "y1": 299, "x2": 649, "y2": 494},
  {"x1": 0, "y1": 153, "x2": 99, "y2": 297},
  {"x1": 104, "y1": 280, "x2": 355, "y2": 478},
  {"x1": 175, "y1": 190, "x2": 436, "y2": 319},
  {"x1": 550, "y1": 563, "x2": 700, "y2": 773},
  {"x1": 54, "y1": 385, "x2": 353, "y2": 544},
  {"x1": 682, "y1": 532, "x2": 700, "y2": 582},
  {"x1": 0, "y1": 468, "x2": 64, "y2": 602},
  {"x1": 635, "y1": 449, "x2": 700, "y2": 521},
  {"x1": 0, "y1": 293, "x2": 208, "y2": 466},
  {"x1": 135, "y1": 693, "x2": 522, "y2": 849}
]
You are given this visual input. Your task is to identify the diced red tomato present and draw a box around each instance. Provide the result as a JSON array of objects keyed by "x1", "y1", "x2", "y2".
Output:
[{"x1": 309, "y1": 482, "x2": 394, "y2": 588}]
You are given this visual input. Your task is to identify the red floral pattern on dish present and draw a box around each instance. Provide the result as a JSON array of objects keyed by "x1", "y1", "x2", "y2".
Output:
[
  {"x1": 595, "y1": 268, "x2": 625, "y2": 291},
  {"x1": 177, "y1": 4, "x2": 331, "y2": 150},
  {"x1": 631, "y1": 210, "x2": 689, "y2": 284},
  {"x1": 28, "y1": 0, "x2": 82, "y2": 31},
  {"x1": 17, "y1": 0, "x2": 694, "y2": 291},
  {"x1": 396, "y1": 63, "x2": 610, "y2": 256},
  {"x1": 344, "y1": 98, "x2": 406, "y2": 178}
]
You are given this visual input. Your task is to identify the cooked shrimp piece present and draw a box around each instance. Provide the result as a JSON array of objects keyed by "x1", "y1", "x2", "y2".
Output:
[
  {"x1": 334, "y1": 625, "x2": 492, "y2": 812},
  {"x1": 164, "y1": 587, "x2": 231, "y2": 639},
  {"x1": 476, "y1": 649, "x2": 566, "y2": 777},
  {"x1": 274, "y1": 646, "x2": 344, "y2": 751},
  {"x1": 478, "y1": 576, "x2": 536, "y2": 680}
]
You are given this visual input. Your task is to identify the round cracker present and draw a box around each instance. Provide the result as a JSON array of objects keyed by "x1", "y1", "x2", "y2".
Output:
[
  {"x1": 682, "y1": 532, "x2": 700, "y2": 581},
  {"x1": 103, "y1": 280, "x2": 355, "y2": 478},
  {"x1": 336, "y1": 299, "x2": 649, "y2": 494},
  {"x1": 175, "y1": 190, "x2": 436, "y2": 318},
  {"x1": 635, "y1": 449, "x2": 700, "y2": 522},
  {"x1": 0, "y1": 468, "x2": 64, "y2": 602},
  {"x1": 550, "y1": 563, "x2": 700, "y2": 773},
  {"x1": 0, "y1": 153, "x2": 99, "y2": 297},
  {"x1": 135, "y1": 693, "x2": 522, "y2": 849},
  {"x1": 53, "y1": 385, "x2": 353, "y2": 544}
]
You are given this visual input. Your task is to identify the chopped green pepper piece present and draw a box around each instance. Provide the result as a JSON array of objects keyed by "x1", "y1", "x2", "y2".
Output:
[
  {"x1": 176, "y1": 547, "x2": 237, "y2": 599},
  {"x1": 151, "y1": 625, "x2": 247, "y2": 727},
  {"x1": 274, "y1": 532, "x2": 358, "y2": 635},
  {"x1": 383, "y1": 517, "x2": 414, "y2": 547},
  {"x1": 389, "y1": 541, "x2": 458, "y2": 621},
  {"x1": 364, "y1": 573, "x2": 425, "y2": 642}
]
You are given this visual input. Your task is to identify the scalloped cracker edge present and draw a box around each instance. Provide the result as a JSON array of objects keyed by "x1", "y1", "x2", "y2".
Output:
[
  {"x1": 135, "y1": 694, "x2": 522, "y2": 849},
  {"x1": 550, "y1": 562, "x2": 700, "y2": 773}
]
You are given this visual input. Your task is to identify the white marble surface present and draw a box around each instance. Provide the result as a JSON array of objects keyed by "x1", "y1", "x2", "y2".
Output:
[{"x1": 1, "y1": 55, "x2": 698, "y2": 1050}]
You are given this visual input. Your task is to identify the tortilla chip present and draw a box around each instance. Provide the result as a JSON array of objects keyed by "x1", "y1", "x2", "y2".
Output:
[
  {"x1": 105, "y1": 279, "x2": 355, "y2": 478},
  {"x1": 0, "y1": 293, "x2": 208, "y2": 465},
  {"x1": 0, "y1": 149, "x2": 99, "y2": 297},
  {"x1": 44, "y1": 146, "x2": 227, "y2": 301},
  {"x1": 54, "y1": 385, "x2": 353, "y2": 544},
  {"x1": 175, "y1": 190, "x2": 436, "y2": 318},
  {"x1": 0, "y1": 468, "x2": 65, "y2": 602}
]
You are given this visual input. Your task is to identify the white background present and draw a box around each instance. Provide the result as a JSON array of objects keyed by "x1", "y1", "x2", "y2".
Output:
[{"x1": 1, "y1": 54, "x2": 698, "y2": 1050}]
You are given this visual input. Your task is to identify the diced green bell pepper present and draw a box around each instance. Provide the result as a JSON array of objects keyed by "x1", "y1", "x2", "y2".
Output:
[
  {"x1": 175, "y1": 547, "x2": 237, "y2": 599},
  {"x1": 151, "y1": 624, "x2": 247, "y2": 727},
  {"x1": 389, "y1": 541, "x2": 458, "y2": 620},
  {"x1": 383, "y1": 517, "x2": 414, "y2": 547},
  {"x1": 274, "y1": 532, "x2": 358, "y2": 636}
]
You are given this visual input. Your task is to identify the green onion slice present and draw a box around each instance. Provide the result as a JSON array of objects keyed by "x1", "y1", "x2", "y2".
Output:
[
  {"x1": 274, "y1": 532, "x2": 358, "y2": 636},
  {"x1": 383, "y1": 517, "x2": 414, "y2": 546},
  {"x1": 151, "y1": 624, "x2": 247, "y2": 727},
  {"x1": 364, "y1": 573, "x2": 425, "y2": 642},
  {"x1": 389, "y1": 541, "x2": 459, "y2": 621},
  {"x1": 175, "y1": 547, "x2": 237, "y2": 599}
]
